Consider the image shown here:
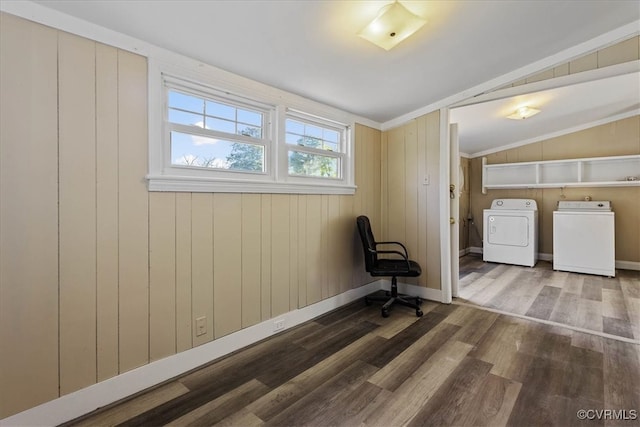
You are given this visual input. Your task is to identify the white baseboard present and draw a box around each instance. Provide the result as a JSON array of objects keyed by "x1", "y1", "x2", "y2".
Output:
[
  {"x1": 463, "y1": 247, "x2": 639, "y2": 271},
  {"x1": 0, "y1": 279, "x2": 444, "y2": 426},
  {"x1": 459, "y1": 247, "x2": 471, "y2": 257}
]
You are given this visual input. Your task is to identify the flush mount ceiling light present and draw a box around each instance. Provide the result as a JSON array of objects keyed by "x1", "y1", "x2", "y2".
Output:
[
  {"x1": 358, "y1": 1, "x2": 427, "y2": 51},
  {"x1": 506, "y1": 106, "x2": 541, "y2": 120}
]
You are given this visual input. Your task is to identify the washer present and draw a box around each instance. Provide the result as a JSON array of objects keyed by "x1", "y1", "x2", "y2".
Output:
[
  {"x1": 483, "y1": 199, "x2": 538, "y2": 267},
  {"x1": 553, "y1": 201, "x2": 615, "y2": 277}
]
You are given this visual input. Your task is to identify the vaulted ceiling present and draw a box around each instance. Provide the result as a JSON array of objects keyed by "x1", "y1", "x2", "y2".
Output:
[{"x1": 25, "y1": 0, "x2": 640, "y2": 152}]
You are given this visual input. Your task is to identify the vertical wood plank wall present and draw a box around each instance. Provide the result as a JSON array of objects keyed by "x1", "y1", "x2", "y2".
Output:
[
  {"x1": 0, "y1": 13, "x2": 383, "y2": 418},
  {"x1": 381, "y1": 112, "x2": 443, "y2": 290}
]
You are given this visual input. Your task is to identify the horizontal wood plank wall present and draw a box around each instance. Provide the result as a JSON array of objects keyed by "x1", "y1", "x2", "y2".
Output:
[
  {"x1": 469, "y1": 115, "x2": 640, "y2": 262},
  {"x1": 0, "y1": 14, "x2": 383, "y2": 419},
  {"x1": 381, "y1": 111, "x2": 442, "y2": 290}
]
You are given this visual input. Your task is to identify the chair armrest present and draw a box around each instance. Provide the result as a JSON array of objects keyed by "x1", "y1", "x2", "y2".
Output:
[
  {"x1": 376, "y1": 249, "x2": 411, "y2": 272},
  {"x1": 376, "y1": 241, "x2": 409, "y2": 258}
]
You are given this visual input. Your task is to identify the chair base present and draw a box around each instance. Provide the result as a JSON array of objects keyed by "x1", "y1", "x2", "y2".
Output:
[{"x1": 365, "y1": 276, "x2": 423, "y2": 318}]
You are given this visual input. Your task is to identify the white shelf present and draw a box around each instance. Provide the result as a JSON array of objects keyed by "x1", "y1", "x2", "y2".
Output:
[{"x1": 482, "y1": 154, "x2": 640, "y2": 194}]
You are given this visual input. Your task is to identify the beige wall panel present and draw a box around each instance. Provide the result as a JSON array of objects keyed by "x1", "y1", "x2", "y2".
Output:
[
  {"x1": 459, "y1": 157, "x2": 471, "y2": 250},
  {"x1": 425, "y1": 111, "x2": 442, "y2": 289},
  {"x1": 526, "y1": 68, "x2": 554, "y2": 84},
  {"x1": 598, "y1": 36, "x2": 640, "y2": 67},
  {"x1": 297, "y1": 196, "x2": 308, "y2": 307},
  {"x1": 380, "y1": 130, "x2": 389, "y2": 238},
  {"x1": 326, "y1": 195, "x2": 341, "y2": 297},
  {"x1": 241, "y1": 194, "x2": 262, "y2": 327},
  {"x1": 305, "y1": 195, "x2": 323, "y2": 305},
  {"x1": 289, "y1": 195, "x2": 299, "y2": 309},
  {"x1": 0, "y1": 13, "x2": 59, "y2": 418},
  {"x1": 386, "y1": 126, "x2": 407, "y2": 242},
  {"x1": 416, "y1": 116, "x2": 429, "y2": 284},
  {"x1": 569, "y1": 52, "x2": 598, "y2": 74},
  {"x1": 213, "y1": 193, "x2": 243, "y2": 338},
  {"x1": 553, "y1": 63, "x2": 569, "y2": 77},
  {"x1": 117, "y1": 50, "x2": 149, "y2": 372},
  {"x1": 339, "y1": 195, "x2": 356, "y2": 293},
  {"x1": 191, "y1": 193, "x2": 214, "y2": 346},
  {"x1": 175, "y1": 193, "x2": 193, "y2": 352},
  {"x1": 95, "y1": 43, "x2": 120, "y2": 382},
  {"x1": 149, "y1": 193, "x2": 177, "y2": 360},
  {"x1": 58, "y1": 32, "x2": 97, "y2": 395},
  {"x1": 370, "y1": 127, "x2": 383, "y2": 231},
  {"x1": 404, "y1": 121, "x2": 419, "y2": 285},
  {"x1": 270, "y1": 195, "x2": 291, "y2": 317},
  {"x1": 260, "y1": 195, "x2": 272, "y2": 320},
  {"x1": 320, "y1": 195, "x2": 330, "y2": 299},
  {"x1": 353, "y1": 124, "x2": 365, "y2": 216}
]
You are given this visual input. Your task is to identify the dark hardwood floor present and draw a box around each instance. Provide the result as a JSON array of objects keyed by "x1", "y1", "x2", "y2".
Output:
[
  {"x1": 458, "y1": 254, "x2": 640, "y2": 342},
  {"x1": 66, "y1": 295, "x2": 640, "y2": 427}
]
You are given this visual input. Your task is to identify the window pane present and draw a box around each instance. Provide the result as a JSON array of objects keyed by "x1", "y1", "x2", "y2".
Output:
[
  {"x1": 169, "y1": 108, "x2": 204, "y2": 127},
  {"x1": 169, "y1": 91, "x2": 204, "y2": 113},
  {"x1": 237, "y1": 109, "x2": 262, "y2": 126},
  {"x1": 237, "y1": 125, "x2": 262, "y2": 138},
  {"x1": 205, "y1": 100, "x2": 235, "y2": 120},
  {"x1": 285, "y1": 119, "x2": 305, "y2": 135},
  {"x1": 205, "y1": 117, "x2": 235, "y2": 134},
  {"x1": 305, "y1": 124, "x2": 323, "y2": 139},
  {"x1": 324, "y1": 129, "x2": 339, "y2": 143},
  {"x1": 288, "y1": 150, "x2": 338, "y2": 178},
  {"x1": 171, "y1": 131, "x2": 264, "y2": 172}
]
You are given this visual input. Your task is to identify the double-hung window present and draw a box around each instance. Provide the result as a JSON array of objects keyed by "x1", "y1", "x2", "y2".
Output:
[{"x1": 148, "y1": 69, "x2": 355, "y2": 194}]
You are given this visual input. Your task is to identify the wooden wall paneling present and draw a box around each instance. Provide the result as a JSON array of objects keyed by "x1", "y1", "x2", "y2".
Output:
[
  {"x1": 598, "y1": 36, "x2": 639, "y2": 67},
  {"x1": 380, "y1": 129, "x2": 389, "y2": 243},
  {"x1": 320, "y1": 195, "x2": 330, "y2": 299},
  {"x1": 339, "y1": 195, "x2": 355, "y2": 293},
  {"x1": 213, "y1": 193, "x2": 243, "y2": 338},
  {"x1": 326, "y1": 196, "x2": 341, "y2": 297},
  {"x1": 386, "y1": 126, "x2": 406, "y2": 242},
  {"x1": 0, "y1": 13, "x2": 59, "y2": 418},
  {"x1": 404, "y1": 120, "x2": 419, "y2": 285},
  {"x1": 95, "y1": 42, "x2": 120, "y2": 382},
  {"x1": 569, "y1": 52, "x2": 597, "y2": 74},
  {"x1": 191, "y1": 193, "x2": 214, "y2": 346},
  {"x1": 58, "y1": 32, "x2": 97, "y2": 395},
  {"x1": 416, "y1": 116, "x2": 429, "y2": 286},
  {"x1": 297, "y1": 196, "x2": 308, "y2": 308},
  {"x1": 370, "y1": 127, "x2": 382, "y2": 234},
  {"x1": 175, "y1": 193, "x2": 193, "y2": 352},
  {"x1": 149, "y1": 193, "x2": 177, "y2": 360},
  {"x1": 353, "y1": 124, "x2": 364, "y2": 216},
  {"x1": 270, "y1": 194, "x2": 291, "y2": 317},
  {"x1": 260, "y1": 195, "x2": 272, "y2": 321},
  {"x1": 241, "y1": 194, "x2": 262, "y2": 327},
  {"x1": 425, "y1": 111, "x2": 441, "y2": 289},
  {"x1": 117, "y1": 50, "x2": 150, "y2": 371},
  {"x1": 289, "y1": 195, "x2": 299, "y2": 310},
  {"x1": 305, "y1": 196, "x2": 322, "y2": 305}
]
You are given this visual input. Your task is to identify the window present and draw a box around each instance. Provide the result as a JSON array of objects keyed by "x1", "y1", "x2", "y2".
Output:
[
  {"x1": 148, "y1": 69, "x2": 355, "y2": 194},
  {"x1": 285, "y1": 114, "x2": 344, "y2": 179}
]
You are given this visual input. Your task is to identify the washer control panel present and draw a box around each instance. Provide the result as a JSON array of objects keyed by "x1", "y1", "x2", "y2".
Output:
[{"x1": 489, "y1": 199, "x2": 537, "y2": 210}]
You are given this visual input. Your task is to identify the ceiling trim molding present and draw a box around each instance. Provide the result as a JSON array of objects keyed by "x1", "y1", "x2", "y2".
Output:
[
  {"x1": 381, "y1": 20, "x2": 640, "y2": 131},
  {"x1": 0, "y1": 0, "x2": 382, "y2": 131},
  {"x1": 467, "y1": 109, "x2": 640, "y2": 159}
]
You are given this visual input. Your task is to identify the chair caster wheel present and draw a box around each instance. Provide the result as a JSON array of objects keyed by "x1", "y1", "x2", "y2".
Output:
[
  {"x1": 365, "y1": 297, "x2": 372, "y2": 306},
  {"x1": 381, "y1": 309, "x2": 390, "y2": 318},
  {"x1": 415, "y1": 297, "x2": 422, "y2": 306},
  {"x1": 416, "y1": 309, "x2": 423, "y2": 317}
]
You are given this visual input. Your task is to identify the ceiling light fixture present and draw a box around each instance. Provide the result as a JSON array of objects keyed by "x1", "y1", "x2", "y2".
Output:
[
  {"x1": 506, "y1": 106, "x2": 541, "y2": 120},
  {"x1": 358, "y1": 1, "x2": 427, "y2": 51}
]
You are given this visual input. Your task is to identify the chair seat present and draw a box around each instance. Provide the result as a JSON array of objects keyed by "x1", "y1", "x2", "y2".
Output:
[{"x1": 369, "y1": 259, "x2": 422, "y2": 277}]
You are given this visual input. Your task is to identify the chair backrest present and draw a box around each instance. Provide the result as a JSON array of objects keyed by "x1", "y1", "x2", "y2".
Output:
[{"x1": 356, "y1": 216, "x2": 377, "y2": 272}]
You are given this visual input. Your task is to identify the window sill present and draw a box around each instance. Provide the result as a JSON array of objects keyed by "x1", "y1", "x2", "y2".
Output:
[{"x1": 146, "y1": 175, "x2": 357, "y2": 195}]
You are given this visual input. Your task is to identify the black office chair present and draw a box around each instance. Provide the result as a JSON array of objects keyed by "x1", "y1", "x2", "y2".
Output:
[{"x1": 356, "y1": 215, "x2": 423, "y2": 318}]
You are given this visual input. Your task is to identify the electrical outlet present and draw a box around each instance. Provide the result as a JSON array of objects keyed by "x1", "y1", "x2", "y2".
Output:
[
  {"x1": 196, "y1": 316, "x2": 207, "y2": 336},
  {"x1": 273, "y1": 318, "x2": 285, "y2": 332}
]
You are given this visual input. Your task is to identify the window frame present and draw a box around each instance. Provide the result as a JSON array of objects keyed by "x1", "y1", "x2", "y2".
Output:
[{"x1": 147, "y1": 62, "x2": 356, "y2": 194}]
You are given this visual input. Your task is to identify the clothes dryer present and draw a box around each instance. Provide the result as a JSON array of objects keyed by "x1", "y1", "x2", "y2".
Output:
[{"x1": 483, "y1": 199, "x2": 538, "y2": 267}]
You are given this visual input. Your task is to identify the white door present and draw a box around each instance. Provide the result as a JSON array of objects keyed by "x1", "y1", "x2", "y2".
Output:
[{"x1": 449, "y1": 123, "x2": 460, "y2": 298}]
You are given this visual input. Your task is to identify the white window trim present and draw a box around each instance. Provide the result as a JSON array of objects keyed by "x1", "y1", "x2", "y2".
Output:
[{"x1": 147, "y1": 59, "x2": 356, "y2": 194}]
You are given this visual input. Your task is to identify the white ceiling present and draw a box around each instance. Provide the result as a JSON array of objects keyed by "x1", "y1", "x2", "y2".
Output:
[{"x1": 23, "y1": 0, "x2": 640, "y2": 153}]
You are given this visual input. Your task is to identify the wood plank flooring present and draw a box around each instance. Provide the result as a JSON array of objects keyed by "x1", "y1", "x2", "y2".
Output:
[
  {"x1": 65, "y1": 298, "x2": 640, "y2": 427},
  {"x1": 458, "y1": 254, "x2": 640, "y2": 342}
]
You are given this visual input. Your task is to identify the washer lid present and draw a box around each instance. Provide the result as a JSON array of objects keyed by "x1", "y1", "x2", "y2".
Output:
[
  {"x1": 556, "y1": 201, "x2": 611, "y2": 211},
  {"x1": 490, "y1": 199, "x2": 537, "y2": 210}
]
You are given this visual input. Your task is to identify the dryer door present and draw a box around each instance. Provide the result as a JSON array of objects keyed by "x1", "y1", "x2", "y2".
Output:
[{"x1": 487, "y1": 214, "x2": 529, "y2": 247}]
